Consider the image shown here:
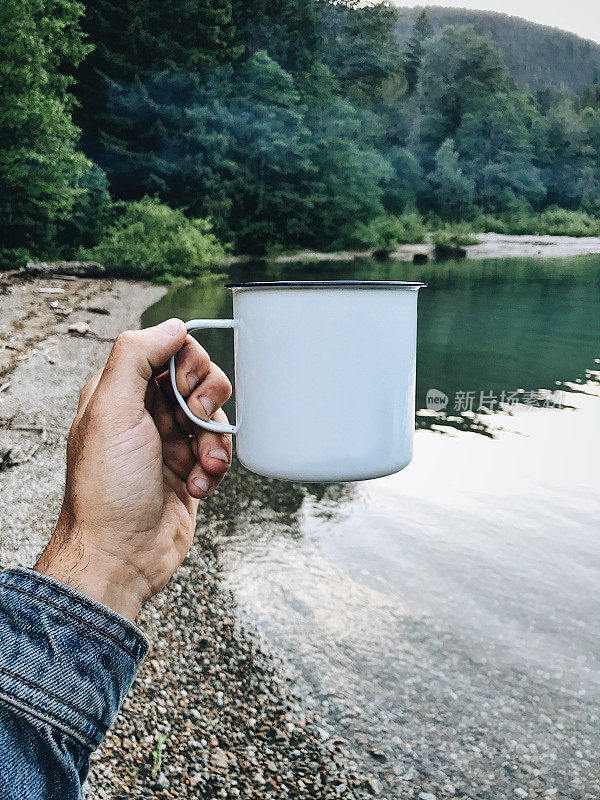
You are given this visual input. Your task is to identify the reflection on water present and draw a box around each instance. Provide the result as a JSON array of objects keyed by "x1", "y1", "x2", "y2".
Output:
[{"x1": 144, "y1": 256, "x2": 600, "y2": 797}]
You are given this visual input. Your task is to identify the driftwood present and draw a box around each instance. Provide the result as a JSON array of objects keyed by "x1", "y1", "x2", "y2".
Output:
[{"x1": 21, "y1": 261, "x2": 106, "y2": 278}]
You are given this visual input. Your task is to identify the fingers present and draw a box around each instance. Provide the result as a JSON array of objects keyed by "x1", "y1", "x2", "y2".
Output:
[
  {"x1": 171, "y1": 334, "x2": 210, "y2": 398},
  {"x1": 95, "y1": 319, "x2": 187, "y2": 418},
  {"x1": 169, "y1": 336, "x2": 232, "y2": 433},
  {"x1": 187, "y1": 408, "x2": 233, "y2": 499},
  {"x1": 151, "y1": 385, "x2": 232, "y2": 498},
  {"x1": 151, "y1": 381, "x2": 196, "y2": 481},
  {"x1": 175, "y1": 362, "x2": 232, "y2": 433}
]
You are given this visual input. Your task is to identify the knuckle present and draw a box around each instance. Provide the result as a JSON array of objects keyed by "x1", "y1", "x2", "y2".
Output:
[
  {"x1": 113, "y1": 329, "x2": 138, "y2": 353},
  {"x1": 217, "y1": 373, "x2": 232, "y2": 400}
]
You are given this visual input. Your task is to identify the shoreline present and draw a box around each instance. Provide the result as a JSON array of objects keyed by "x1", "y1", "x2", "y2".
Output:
[
  {"x1": 264, "y1": 232, "x2": 600, "y2": 264},
  {"x1": 0, "y1": 272, "x2": 363, "y2": 800}
]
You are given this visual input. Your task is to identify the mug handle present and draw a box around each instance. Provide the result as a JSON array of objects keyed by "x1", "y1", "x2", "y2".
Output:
[{"x1": 169, "y1": 319, "x2": 239, "y2": 435}]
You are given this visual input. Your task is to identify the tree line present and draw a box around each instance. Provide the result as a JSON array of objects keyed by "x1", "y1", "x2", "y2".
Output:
[{"x1": 2, "y1": 0, "x2": 600, "y2": 274}]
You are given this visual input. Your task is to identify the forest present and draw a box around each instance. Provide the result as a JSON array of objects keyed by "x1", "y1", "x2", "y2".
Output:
[
  {"x1": 2, "y1": 0, "x2": 600, "y2": 278},
  {"x1": 396, "y1": 6, "x2": 600, "y2": 91}
]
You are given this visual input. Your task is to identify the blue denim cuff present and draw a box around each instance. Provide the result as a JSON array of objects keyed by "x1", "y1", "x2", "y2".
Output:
[{"x1": 0, "y1": 567, "x2": 149, "y2": 750}]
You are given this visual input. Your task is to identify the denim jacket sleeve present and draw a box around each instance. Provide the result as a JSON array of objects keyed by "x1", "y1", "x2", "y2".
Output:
[{"x1": 0, "y1": 567, "x2": 149, "y2": 799}]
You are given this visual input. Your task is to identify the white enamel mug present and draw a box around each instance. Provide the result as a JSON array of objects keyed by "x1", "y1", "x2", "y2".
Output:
[{"x1": 170, "y1": 280, "x2": 425, "y2": 482}]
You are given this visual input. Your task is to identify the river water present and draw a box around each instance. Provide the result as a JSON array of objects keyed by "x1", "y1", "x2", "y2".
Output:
[{"x1": 143, "y1": 256, "x2": 600, "y2": 799}]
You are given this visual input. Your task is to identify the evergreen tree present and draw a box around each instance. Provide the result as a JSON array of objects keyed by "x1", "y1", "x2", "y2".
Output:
[
  {"x1": 383, "y1": 147, "x2": 425, "y2": 213},
  {"x1": 455, "y1": 93, "x2": 545, "y2": 209},
  {"x1": 0, "y1": 0, "x2": 91, "y2": 264},
  {"x1": 233, "y1": 0, "x2": 319, "y2": 72},
  {"x1": 317, "y1": 1, "x2": 405, "y2": 103},
  {"x1": 403, "y1": 10, "x2": 433, "y2": 95},
  {"x1": 534, "y1": 98, "x2": 595, "y2": 208},
  {"x1": 75, "y1": 0, "x2": 240, "y2": 159},
  {"x1": 427, "y1": 138, "x2": 474, "y2": 219},
  {"x1": 418, "y1": 26, "x2": 510, "y2": 157}
]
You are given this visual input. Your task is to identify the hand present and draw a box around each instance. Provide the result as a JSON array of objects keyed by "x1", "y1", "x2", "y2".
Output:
[{"x1": 34, "y1": 318, "x2": 232, "y2": 621}]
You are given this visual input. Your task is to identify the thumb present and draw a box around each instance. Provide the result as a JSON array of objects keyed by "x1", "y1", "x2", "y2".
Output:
[{"x1": 96, "y1": 318, "x2": 187, "y2": 414}]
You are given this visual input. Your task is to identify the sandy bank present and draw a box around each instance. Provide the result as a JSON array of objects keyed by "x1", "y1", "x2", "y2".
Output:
[{"x1": 270, "y1": 232, "x2": 600, "y2": 264}]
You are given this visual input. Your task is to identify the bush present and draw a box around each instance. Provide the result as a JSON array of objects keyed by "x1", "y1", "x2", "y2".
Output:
[
  {"x1": 537, "y1": 207, "x2": 600, "y2": 236},
  {"x1": 432, "y1": 224, "x2": 478, "y2": 259},
  {"x1": 472, "y1": 206, "x2": 600, "y2": 237},
  {"x1": 0, "y1": 247, "x2": 31, "y2": 271},
  {"x1": 350, "y1": 212, "x2": 426, "y2": 255},
  {"x1": 82, "y1": 197, "x2": 227, "y2": 281}
]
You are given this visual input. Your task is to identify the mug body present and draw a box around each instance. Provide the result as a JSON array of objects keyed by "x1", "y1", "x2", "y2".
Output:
[{"x1": 229, "y1": 281, "x2": 424, "y2": 482}]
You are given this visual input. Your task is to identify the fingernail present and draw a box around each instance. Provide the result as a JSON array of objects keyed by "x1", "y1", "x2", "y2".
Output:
[
  {"x1": 199, "y1": 396, "x2": 215, "y2": 419},
  {"x1": 161, "y1": 318, "x2": 181, "y2": 335},
  {"x1": 208, "y1": 448, "x2": 229, "y2": 463},
  {"x1": 192, "y1": 476, "x2": 209, "y2": 494},
  {"x1": 187, "y1": 373, "x2": 198, "y2": 393}
]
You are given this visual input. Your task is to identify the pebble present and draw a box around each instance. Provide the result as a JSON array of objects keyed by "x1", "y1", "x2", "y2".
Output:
[
  {"x1": 68, "y1": 322, "x2": 90, "y2": 335},
  {"x1": 155, "y1": 772, "x2": 170, "y2": 789}
]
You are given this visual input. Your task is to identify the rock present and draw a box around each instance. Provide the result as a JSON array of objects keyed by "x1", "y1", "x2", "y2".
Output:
[
  {"x1": 369, "y1": 748, "x2": 387, "y2": 763},
  {"x1": 514, "y1": 790, "x2": 528, "y2": 798},
  {"x1": 23, "y1": 260, "x2": 106, "y2": 277},
  {"x1": 334, "y1": 783, "x2": 347, "y2": 794},
  {"x1": 68, "y1": 322, "x2": 90, "y2": 336},
  {"x1": 0, "y1": 448, "x2": 16, "y2": 472},
  {"x1": 155, "y1": 772, "x2": 170, "y2": 789},
  {"x1": 210, "y1": 749, "x2": 229, "y2": 771},
  {"x1": 364, "y1": 777, "x2": 382, "y2": 796},
  {"x1": 418, "y1": 794, "x2": 437, "y2": 800},
  {"x1": 87, "y1": 306, "x2": 111, "y2": 315},
  {"x1": 36, "y1": 287, "x2": 65, "y2": 294}
]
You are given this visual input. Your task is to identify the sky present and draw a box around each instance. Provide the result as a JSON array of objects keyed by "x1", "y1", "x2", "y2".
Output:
[{"x1": 390, "y1": 1, "x2": 600, "y2": 44}]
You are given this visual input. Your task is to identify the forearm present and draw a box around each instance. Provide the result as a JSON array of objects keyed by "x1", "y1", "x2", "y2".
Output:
[{"x1": 0, "y1": 567, "x2": 148, "y2": 799}]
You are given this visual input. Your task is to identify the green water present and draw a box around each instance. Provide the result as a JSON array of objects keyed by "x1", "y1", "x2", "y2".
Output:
[{"x1": 143, "y1": 254, "x2": 600, "y2": 428}]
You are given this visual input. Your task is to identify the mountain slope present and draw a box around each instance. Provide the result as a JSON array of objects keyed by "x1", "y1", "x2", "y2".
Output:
[{"x1": 395, "y1": 6, "x2": 600, "y2": 91}]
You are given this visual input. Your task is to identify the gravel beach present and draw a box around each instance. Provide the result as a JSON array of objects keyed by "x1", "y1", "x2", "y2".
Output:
[{"x1": 0, "y1": 272, "x2": 364, "y2": 800}]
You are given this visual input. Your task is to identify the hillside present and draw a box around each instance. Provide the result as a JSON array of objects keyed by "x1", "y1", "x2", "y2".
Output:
[{"x1": 395, "y1": 6, "x2": 600, "y2": 91}]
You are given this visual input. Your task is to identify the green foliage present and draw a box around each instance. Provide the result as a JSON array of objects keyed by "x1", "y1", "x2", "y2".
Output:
[
  {"x1": 403, "y1": 9, "x2": 433, "y2": 95},
  {"x1": 427, "y1": 139, "x2": 474, "y2": 219},
  {"x1": 0, "y1": 0, "x2": 91, "y2": 256},
  {"x1": 396, "y1": 7, "x2": 600, "y2": 92},
  {"x1": 432, "y1": 224, "x2": 478, "y2": 259},
  {"x1": 350, "y1": 212, "x2": 426, "y2": 253},
  {"x1": 473, "y1": 207, "x2": 600, "y2": 237},
  {"x1": 151, "y1": 734, "x2": 167, "y2": 779},
  {"x1": 0, "y1": 248, "x2": 32, "y2": 271},
  {"x1": 75, "y1": 0, "x2": 240, "y2": 136},
  {"x1": 56, "y1": 164, "x2": 114, "y2": 253},
  {"x1": 233, "y1": 0, "x2": 319, "y2": 72},
  {"x1": 419, "y1": 26, "x2": 510, "y2": 151},
  {"x1": 455, "y1": 93, "x2": 545, "y2": 209},
  {"x1": 5, "y1": 0, "x2": 600, "y2": 262},
  {"x1": 83, "y1": 197, "x2": 227, "y2": 281},
  {"x1": 317, "y1": 1, "x2": 406, "y2": 103},
  {"x1": 384, "y1": 147, "x2": 425, "y2": 213}
]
